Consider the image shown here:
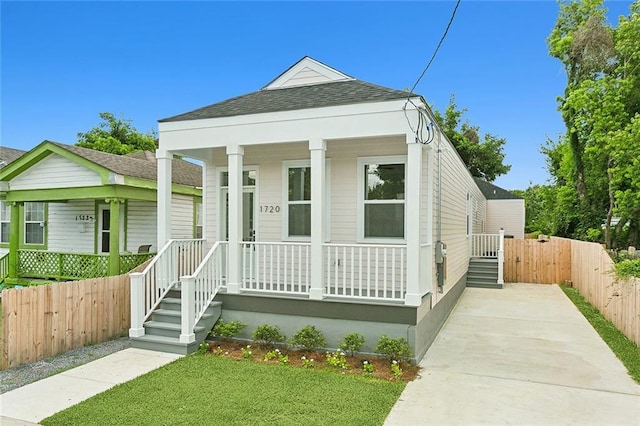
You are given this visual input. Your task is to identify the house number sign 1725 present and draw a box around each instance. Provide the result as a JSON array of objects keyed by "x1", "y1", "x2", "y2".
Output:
[{"x1": 260, "y1": 205, "x2": 280, "y2": 213}]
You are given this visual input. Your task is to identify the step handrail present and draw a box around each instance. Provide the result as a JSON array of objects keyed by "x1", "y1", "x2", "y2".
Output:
[
  {"x1": 178, "y1": 241, "x2": 227, "y2": 343},
  {"x1": 129, "y1": 239, "x2": 205, "y2": 338}
]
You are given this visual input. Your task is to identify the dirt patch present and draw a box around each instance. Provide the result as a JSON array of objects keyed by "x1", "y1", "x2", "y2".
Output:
[{"x1": 203, "y1": 340, "x2": 420, "y2": 382}]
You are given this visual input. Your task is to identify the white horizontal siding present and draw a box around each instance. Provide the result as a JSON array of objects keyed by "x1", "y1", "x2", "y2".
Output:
[
  {"x1": 486, "y1": 199, "x2": 525, "y2": 239},
  {"x1": 127, "y1": 200, "x2": 157, "y2": 252},
  {"x1": 171, "y1": 194, "x2": 194, "y2": 239},
  {"x1": 47, "y1": 200, "x2": 95, "y2": 253},
  {"x1": 431, "y1": 137, "x2": 487, "y2": 305},
  {"x1": 10, "y1": 153, "x2": 102, "y2": 190},
  {"x1": 280, "y1": 67, "x2": 332, "y2": 87}
]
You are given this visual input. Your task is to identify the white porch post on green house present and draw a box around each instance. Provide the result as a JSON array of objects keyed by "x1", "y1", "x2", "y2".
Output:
[
  {"x1": 226, "y1": 144, "x2": 244, "y2": 294},
  {"x1": 309, "y1": 138, "x2": 326, "y2": 300},
  {"x1": 107, "y1": 197, "x2": 123, "y2": 275},
  {"x1": 7, "y1": 201, "x2": 22, "y2": 280},
  {"x1": 405, "y1": 136, "x2": 423, "y2": 306},
  {"x1": 156, "y1": 149, "x2": 173, "y2": 248}
]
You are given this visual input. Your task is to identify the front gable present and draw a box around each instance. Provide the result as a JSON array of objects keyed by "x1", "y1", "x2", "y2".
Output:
[
  {"x1": 10, "y1": 152, "x2": 103, "y2": 190},
  {"x1": 264, "y1": 56, "x2": 354, "y2": 89}
]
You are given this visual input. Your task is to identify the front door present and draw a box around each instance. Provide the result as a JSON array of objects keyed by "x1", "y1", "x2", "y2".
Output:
[
  {"x1": 97, "y1": 204, "x2": 124, "y2": 254},
  {"x1": 222, "y1": 189, "x2": 256, "y2": 281}
]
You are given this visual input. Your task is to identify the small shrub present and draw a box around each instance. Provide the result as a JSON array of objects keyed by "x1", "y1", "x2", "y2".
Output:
[
  {"x1": 339, "y1": 333, "x2": 365, "y2": 356},
  {"x1": 325, "y1": 350, "x2": 348, "y2": 369},
  {"x1": 289, "y1": 325, "x2": 326, "y2": 350},
  {"x1": 390, "y1": 360, "x2": 403, "y2": 379},
  {"x1": 362, "y1": 360, "x2": 374, "y2": 376},
  {"x1": 374, "y1": 335, "x2": 411, "y2": 364},
  {"x1": 195, "y1": 341, "x2": 209, "y2": 355},
  {"x1": 252, "y1": 324, "x2": 286, "y2": 346},
  {"x1": 212, "y1": 345, "x2": 224, "y2": 356},
  {"x1": 301, "y1": 356, "x2": 315, "y2": 369},
  {"x1": 241, "y1": 345, "x2": 253, "y2": 360},
  {"x1": 264, "y1": 349, "x2": 279, "y2": 361},
  {"x1": 614, "y1": 259, "x2": 640, "y2": 279},
  {"x1": 213, "y1": 319, "x2": 247, "y2": 339}
]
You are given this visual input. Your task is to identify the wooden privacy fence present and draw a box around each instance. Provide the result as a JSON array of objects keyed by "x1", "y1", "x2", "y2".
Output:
[
  {"x1": 570, "y1": 239, "x2": 640, "y2": 346},
  {"x1": 503, "y1": 237, "x2": 639, "y2": 346},
  {"x1": 0, "y1": 261, "x2": 149, "y2": 369},
  {"x1": 503, "y1": 238, "x2": 571, "y2": 284}
]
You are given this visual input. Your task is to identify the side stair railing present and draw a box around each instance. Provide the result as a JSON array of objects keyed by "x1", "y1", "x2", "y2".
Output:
[
  {"x1": 179, "y1": 242, "x2": 228, "y2": 343},
  {"x1": 470, "y1": 230, "x2": 505, "y2": 285},
  {"x1": 129, "y1": 239, "x2": 205, "y2": 338}
]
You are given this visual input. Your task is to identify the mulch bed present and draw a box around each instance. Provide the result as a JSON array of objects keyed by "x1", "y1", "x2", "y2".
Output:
[{"x1": 202, "y1": 340, "x2": 421, "y2": 382}]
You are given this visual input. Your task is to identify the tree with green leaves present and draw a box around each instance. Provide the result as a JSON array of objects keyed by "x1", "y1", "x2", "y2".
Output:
[
  {"x1": 76, "y1": 112, "x2": 157, "y2": 154},
  {"x1": 433, "y1": 96, "x2": 511, "y2": 182},
  {"x1": 545, "y1": 0, "x2": 640, "y2": 248}
]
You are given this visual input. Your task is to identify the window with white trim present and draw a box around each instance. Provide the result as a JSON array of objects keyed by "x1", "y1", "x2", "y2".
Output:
[
  {"x1": 24, "y1": 202, "x2": 45, "y2": 245},
  {"x1": 285, "y1": 162, "x2": 311, "y2": 237},
  {"x1": 0, "y1": 201, "x2": 10, "y2": 244},
  {"x1": 359, "y1": 156, "x2": 406, "y2": 240}
]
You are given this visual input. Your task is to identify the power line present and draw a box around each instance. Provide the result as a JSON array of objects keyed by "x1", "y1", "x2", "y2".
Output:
[{"x1": 408, "y1": 0, "x2": 461, "y2": 96}]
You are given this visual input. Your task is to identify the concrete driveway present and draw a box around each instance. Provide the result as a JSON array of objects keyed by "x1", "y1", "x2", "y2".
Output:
[{"x1": 385, "y1": 283, "x2": 640, "y2": 425}]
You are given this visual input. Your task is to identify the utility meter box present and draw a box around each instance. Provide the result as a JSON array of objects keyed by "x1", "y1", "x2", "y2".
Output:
[{"x1": 435, "y1": 241, "x2": 447, "y2": 264}]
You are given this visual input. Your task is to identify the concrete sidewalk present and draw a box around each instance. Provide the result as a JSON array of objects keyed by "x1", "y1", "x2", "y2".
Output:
[
  {"x1": 0, "y1": 348, "x2": 181, "y2": 424},
  {"x1": 385, "y1": 283, "x2": 640, "y2": 425}
]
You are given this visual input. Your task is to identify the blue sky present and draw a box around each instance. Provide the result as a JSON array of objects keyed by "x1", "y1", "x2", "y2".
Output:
[{"x1": 1, "y1": 1, "x2": 634, "y2": 190}]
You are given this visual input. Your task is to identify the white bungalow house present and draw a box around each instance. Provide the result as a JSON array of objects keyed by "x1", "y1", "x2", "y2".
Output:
[
  {"x1": 0, "y1": 141, "x2": 202, "y2": 285},
  {"x1": 130, "y1": 57, "x2": 514, "y2": 359}
]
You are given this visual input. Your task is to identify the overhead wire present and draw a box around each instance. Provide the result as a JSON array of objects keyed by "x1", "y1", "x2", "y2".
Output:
[{"x1": 404, "y1": 0, "x2": 462, "y2": 145}]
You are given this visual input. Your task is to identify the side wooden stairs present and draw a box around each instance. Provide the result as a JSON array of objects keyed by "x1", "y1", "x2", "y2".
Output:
[
  {"x1": 466, "y1": 258, "x2": 502, "y2": 289},
  {"x1": 131, "y1": 288, "x2": 221, "y2": 355}
]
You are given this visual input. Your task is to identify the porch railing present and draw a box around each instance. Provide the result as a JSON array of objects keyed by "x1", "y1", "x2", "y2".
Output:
[
  {"x1": 471, "y1": 234, "x2": 500, "y2": 258},
  {"x1": 129, "y1": 239, "x2": 205, "y2": 337},
  {"x1": 0, "y1": 253, "x2": 9, "y2": 283},
  {"x1": 19, "y1": 250, "x2": 110, "y2": 280},
  {"x1": 179, "y1": 241, "x2": 227, "y2": 343},
  {"x1": 119, "y1": 253, "x2": 156, "y2": 274},
  {"x1": 17, "y1": 250, "x2": 155, "y2": 281},
  {"x1": 470, "y1": 231, "x2": 505, "y2": 285},
  {"x1": 324, "y1": 243, "x2": 407, "y2": 301},
  {"x1": 241, "y1": 241, "x2": 311, "y2": 295}
]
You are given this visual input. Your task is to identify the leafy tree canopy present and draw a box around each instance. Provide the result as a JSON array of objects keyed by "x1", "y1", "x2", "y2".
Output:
[
  {"x1": 76, "y1": 112, "x2": 157, "y2": 154},
  {"x1": 433, "y1": 95, "x2": 511, "y2": 182},
  {"x1": 543, "y1": 0, "x2": 640, "y2": 248}
]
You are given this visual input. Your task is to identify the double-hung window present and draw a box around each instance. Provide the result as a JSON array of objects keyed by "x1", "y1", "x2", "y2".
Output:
[
  {"x1": 0, "y1": 201, "x2": 10, "y2": 243},
  {"x1": 284, "y1": 161, "x2": 311, "y2": 238},
  {"x1": 359, "y1": 156, "x2": 406, "y2": 241},
  {"x1": 24, "y1": 202, "x2": 45, "y2": 245}
]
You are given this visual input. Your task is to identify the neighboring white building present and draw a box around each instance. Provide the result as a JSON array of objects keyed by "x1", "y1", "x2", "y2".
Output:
[
  {"x1": 131, "y1": 57, "x2": 509, "y2": 359},
  {"x1": 474, "y1": 177, "x2": 525, "y2": 239}
]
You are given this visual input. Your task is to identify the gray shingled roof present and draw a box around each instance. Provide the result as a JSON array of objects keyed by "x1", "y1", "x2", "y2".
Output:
[
  {"x1": 49, "y1": 142, "x2": 201, "y2": 187},
  {"x1": 474, "y1": 177, "x2": 522, "y2": 200},
  {"x1": 159, "y1": 79, "x2": 411, "y2": 122},
  {"x1": 0, "y1": 147, "x2": 27, "y2": 169}
]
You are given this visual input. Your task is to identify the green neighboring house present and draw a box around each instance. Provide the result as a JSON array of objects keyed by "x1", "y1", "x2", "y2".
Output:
[{"x1": 0, "y1": 141, "x2": 202, "y2": 285}]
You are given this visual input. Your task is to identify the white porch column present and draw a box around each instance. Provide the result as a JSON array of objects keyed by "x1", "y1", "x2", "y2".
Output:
[
  {"x1": 156, "y1": 149, "x2": 173, "y2": 248},
  {"x1": 424, "y1": 143, "x2": 435, "y2": 296},
  {"x1": 405, "y1": 137, "x2": 423, "y2": 306},
  {"x1": 309, "y1": 139, "x2": 326, "y2": 300},
  {"x1": 226, "y1": 144, "x2": 244, "y2": 294}
]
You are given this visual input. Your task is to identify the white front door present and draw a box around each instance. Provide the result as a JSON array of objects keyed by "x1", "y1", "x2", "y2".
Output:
[{"x1": 222, "y1": 189, "x2": 256, "y2": 280}]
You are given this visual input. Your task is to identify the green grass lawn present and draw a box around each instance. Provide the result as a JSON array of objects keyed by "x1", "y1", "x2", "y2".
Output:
[
  {"x1": 41, "y1": 354, "x2": 406, "y2": 426},
  {"x1": 560, "y1": 285, "x2": 640, "y2": 383}
]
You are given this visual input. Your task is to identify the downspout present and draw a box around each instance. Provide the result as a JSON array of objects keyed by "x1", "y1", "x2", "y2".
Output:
[{"x1": 436, "y1": 130, "x2": 444, "y2": 293}]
